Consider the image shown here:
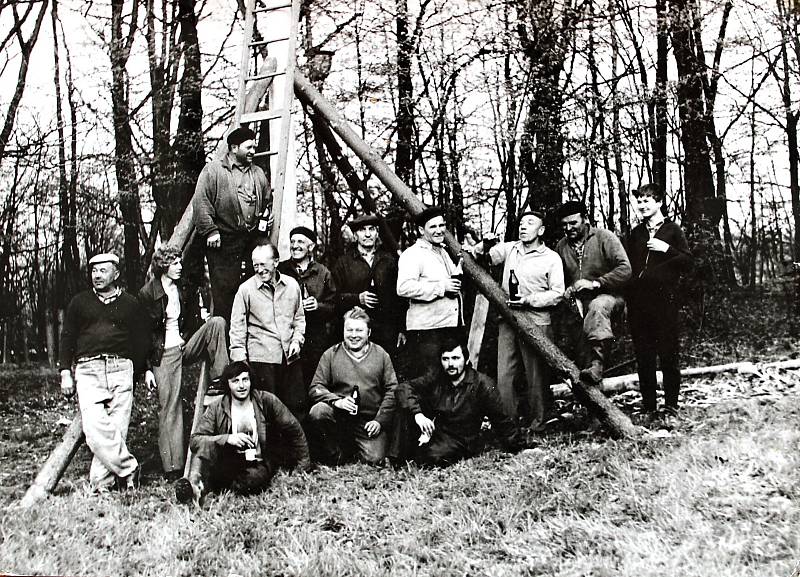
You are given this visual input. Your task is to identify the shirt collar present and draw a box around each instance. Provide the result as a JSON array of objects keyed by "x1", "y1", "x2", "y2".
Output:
[
  {"x1": 256, "y1": 270, "x2": 283, "y2": 290},
  {"x1": 646, "y1": 213, "x2": 666, "y2": 231},
  {"x1": 513, "y1": 241, "x2": 547, "y2": 255},
  {"x1": 94, "y1": 286, "x2": 121, "y2": 304},
  {"x1": 416, "y1": 238, "x2": 444, "y2": 251}
]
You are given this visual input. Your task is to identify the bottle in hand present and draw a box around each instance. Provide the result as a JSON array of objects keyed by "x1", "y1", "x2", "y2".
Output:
[
  {"x1": 349, "y1": 386, "x2": 359, "y2": 415},
  {"x1": 257, "y1": 207, "x2": 271, "y2": 234},
  {"x1": 508, "y1": 269, "x2": 520, "y2": 301}
]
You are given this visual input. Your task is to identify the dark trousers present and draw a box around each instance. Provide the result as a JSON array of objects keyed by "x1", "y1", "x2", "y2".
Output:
[
  {"x1": 250, "y1": 360, "x2": 307, "y2": 421},
  {"x1": 406, "y1": 327, "x2": 465, "y2": 378},
  {"x1": 191, "y1": 450, "x2": 275, "y2": 496},
  {"x1": 628, "y1": 294, "x2": 681, "y2": 412},
  {"x1": 370, "y1": 322, "x2": 399, "y2": 358},
  {"x1": 415, "y1": 430, "x2": 470, "y2": 467},
  {"x1": 300, "y1": 328, "x2": 332, "y2": 389},
  {"x1": 205, "y1": 231, "x2": 256, "y2": 324},
  {"x1": 307, "y1": 402, "x2": 388, "y2": 465}
]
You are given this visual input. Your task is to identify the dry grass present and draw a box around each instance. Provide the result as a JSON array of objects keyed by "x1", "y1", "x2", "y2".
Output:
[{"x1": 0, "y1": 362, "x2": 799, "y2": 576}]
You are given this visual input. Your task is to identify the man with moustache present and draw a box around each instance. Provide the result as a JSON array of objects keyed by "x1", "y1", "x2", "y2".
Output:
[
  {"x1": 307, "y1": 307, "x2": 398, "y2": 465},
  {"x1": 397, "y1": 206, "x2": 464, "y2": 377},
  {"x1": 229, "y1": 243, "x2": 307, "y2": 420},
  {"x1": 405, "y1": 338, "x2": 520, "y2": 466},
  {"x1": 332, "y1": 213, "x2": 405, "y2": 355},
  {"x1": 277, "y1": 226, "x2": 337, "y2": 387},
  {"x1": 59, "y1": 253, "x2": 149, "y2": 492},
  {"x1": 555, "y1": 201, "x2": 631, "y2": 384},
  {"x1": 193, "y1": 127, "x2": 272, "y2": 323}
]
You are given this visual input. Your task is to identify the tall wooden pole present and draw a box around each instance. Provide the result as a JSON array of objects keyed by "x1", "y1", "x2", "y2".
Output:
[{"x1": 294, "y1": 71, "x2": 638, "y2": 438}]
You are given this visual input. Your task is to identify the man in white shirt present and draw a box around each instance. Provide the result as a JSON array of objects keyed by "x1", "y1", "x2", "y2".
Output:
[{"x1": 397, "y1": 206, "x2": 464, "y2": 377}]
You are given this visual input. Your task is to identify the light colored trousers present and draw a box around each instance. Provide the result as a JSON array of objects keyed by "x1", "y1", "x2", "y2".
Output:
[
  {"x1": 497, "y1": 322, "x2": 553, "y2": 429},
  {"x1": 152, "y1": 317, "x2": 228, "y2": 473},
  {"x1": 75, "y1": 357, "x2": 138, "y2": 488}
]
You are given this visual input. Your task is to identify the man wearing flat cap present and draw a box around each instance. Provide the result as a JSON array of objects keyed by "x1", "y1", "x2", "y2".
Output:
[
  {"x1": 554, "y1": 201, "x2": 631, "y2": 384},
  {"x1": 59, "y1": 253, "x2": 150, "y2": 492},
  {"x1": 397, "y1": 206, "x2": 464, "y2": 377},
  {"x1": 277, "y1": 226, "x2": 336, "y2": 389},
  {"x1": 332, "y1": 213, "x2": 406, "y2": 356},
  {"x1": 193, "y1": 127, "x2": 272, "y2": 323}
]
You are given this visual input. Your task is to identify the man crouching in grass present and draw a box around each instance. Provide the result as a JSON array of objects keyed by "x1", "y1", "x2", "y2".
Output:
[
  {"x1": 307, "y1": 306, "x2": 398, "y2": 465},
  {"x1": 175, "y1": 361, "x2": 310, "y2": 505},
  {"x1": 405, "y1": 337, "x2": 521, "y2": 466}
]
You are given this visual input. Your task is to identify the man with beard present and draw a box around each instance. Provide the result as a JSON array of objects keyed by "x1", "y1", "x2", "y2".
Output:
[
  {"x1": 555, "y1": 201, "x2": 631, "y2": 384},
  {"x1": 193, "y1": 127, "x2": 272, "y2": 323},
  {"x1": 277, "y1": 226, "x2": 337, "y2": 387},
  {"x1": 332, "y1": 213, "x2": 405, "y2": 355},
  {"x1": 59, "y1": 253, "x2": 149, "y2": 492},
  {"x1": 405, "y1": 338, "x2": 520, "y2": 466},
  {"x1": 307, "y1": 307, "x2": 398, "y2": 465}
]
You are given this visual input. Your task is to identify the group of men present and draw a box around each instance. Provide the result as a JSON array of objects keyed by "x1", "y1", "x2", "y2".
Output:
[{"x1": 57, "y1": 126, "x2": 692, "y2": 502}]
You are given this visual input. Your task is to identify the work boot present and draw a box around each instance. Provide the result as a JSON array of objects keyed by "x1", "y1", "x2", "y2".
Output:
[{"x1": 580, "y1": 339, "x2": 610, "y2": 385}]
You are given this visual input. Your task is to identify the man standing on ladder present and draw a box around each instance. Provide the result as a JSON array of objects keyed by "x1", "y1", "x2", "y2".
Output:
[{"x1": 193, "y1": 127, "x2": 272, "y2": 323}]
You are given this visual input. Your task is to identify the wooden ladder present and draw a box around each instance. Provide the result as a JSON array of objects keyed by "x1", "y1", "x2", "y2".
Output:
[{"x1": 234, "y1": 0, "x2": 301, "y2": 242}]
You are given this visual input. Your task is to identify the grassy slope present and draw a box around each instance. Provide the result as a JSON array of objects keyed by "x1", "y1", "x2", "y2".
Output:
[{"x1": 0, "y1": 374, "x2": 798, "y2": 576}]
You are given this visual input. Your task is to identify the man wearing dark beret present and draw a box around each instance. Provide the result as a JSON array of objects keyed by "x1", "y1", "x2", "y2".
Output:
[
  {"x1": 554, "y1": 201, "x2": 631, "y2": 384},
  {"x1": 192, "y1": 127, "x2": 273, "y2": 323},
  {"x1": 331, "y1": 213, "x2": 406, "y2": 357},
  {"x1": 397, "y1": 206, "x2": 464, "y2": 377},
  {"x1": 277, "y1": 225, "x2": 337, "y2": 389}
]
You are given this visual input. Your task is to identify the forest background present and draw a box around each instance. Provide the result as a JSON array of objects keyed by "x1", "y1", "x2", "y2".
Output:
[{"x1": 0, "y1": 0, "x2": 798, "y2": 363}]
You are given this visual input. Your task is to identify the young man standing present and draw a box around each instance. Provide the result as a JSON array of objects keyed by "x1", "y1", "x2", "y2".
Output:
[
  {"x1": 626, "y1": 184, "x2": 693, "y2": 417},
  {"x1": 397, "y1": 206, "x2": 463, "y2": 377},
  {"x1": 307, "y1": 307, "x2": 398, "y2": 465},
  {"x1": 277, "y1": 226, "x2": 337, "y2": 388},
  {"x1": 477, "y1": 212, "x2": 564, "y2": 430},
  {"x1": 178, "y1": 361, "x2": 310, "y2": 505},
  {"x1": 138, "y1": 245, "x2": 229, "y2": 480}
]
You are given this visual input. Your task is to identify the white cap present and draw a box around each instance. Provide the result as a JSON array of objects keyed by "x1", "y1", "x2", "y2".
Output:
[{"x1": 88, "y1": 253, "x2": 120, "y2": 266}]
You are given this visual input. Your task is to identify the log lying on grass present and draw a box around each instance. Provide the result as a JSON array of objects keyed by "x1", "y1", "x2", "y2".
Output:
[
  {"x1": 20, "y1": 415, "x2": 84, "y2": 508},
  {"x1": 294, "y1": 72, "x2": 638, "y2": 439},
  {"x1": 552, "y1": 358, "x2": 800, "y2": 398}
]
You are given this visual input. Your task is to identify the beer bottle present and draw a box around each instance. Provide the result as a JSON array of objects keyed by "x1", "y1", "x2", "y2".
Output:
[
  {"x1": 369, "y1": 278, "x2": 379, "y2": 305},
  {"x1": 300, "y1": 281, "x2": 309, "y2": 299},
  {"x1": 257, "y1": 207, "x2": 271, "y2": 235},
  {"x1": 509, "y1": 269, "x2": 520, "y2": 301},
  {"x1": 349, "y1": 386, "x2": 359, "y2": 416}
]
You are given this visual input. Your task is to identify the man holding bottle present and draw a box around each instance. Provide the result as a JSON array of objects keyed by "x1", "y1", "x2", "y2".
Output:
[
  {"x1": 475, "y1": 211, "x2": 564, "y2": 431},
  {"x1": 306, "y1": 307, "x2": 398, "y2": 465}
]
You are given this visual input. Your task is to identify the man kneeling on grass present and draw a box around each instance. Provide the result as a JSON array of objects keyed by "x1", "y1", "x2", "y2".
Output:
[
  {"x1": 405, "y1": 337, "x2": 521, "y2": 466},
  {"x1": 307, "y1": 306, "x2": 398, "y2": 465},
  {"x1": 176, "y1": 361, "x2": 310, "y2": 505}
]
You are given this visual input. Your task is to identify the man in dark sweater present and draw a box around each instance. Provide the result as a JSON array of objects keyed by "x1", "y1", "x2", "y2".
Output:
[
  {"x1": 626, "y1": 184, "x2": 693, "y2": 417},
  {"x1": 177, "y1": 360, "x2": 310, "y2": 506},
  {"x1": 277, "y1": 226, "x2": 337, "y2": 388},
  {"x1": 307, "y1": 307, "x2": 398, "y2": 465},
  {"x1": 332, "y1": 213, "x2": 406, "y2": 356},
  {"x1": 555, "y1": 201, "x2": 632, "y2": 384},
  {"x1": 192, "y1": 127, "x2": 272, "y2": 323},
  {"x1": 59, "y1": 253, "x2": 149, "y2": 492},
  {"x1": 405, "y1": 337, "x2": 520, "y2": 466}
]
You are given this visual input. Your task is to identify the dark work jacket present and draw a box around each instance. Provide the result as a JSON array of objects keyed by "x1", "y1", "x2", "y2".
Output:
[
  {"x1": 331, "y1": 247, "x2": 406, "y2": 334},
  {"x1": 405, "y1": 366, "x2": 519, "y2": 453},
  {"x1": 625, "y1": 220, "x2": 693, "y2": 298},
  {"x1": 555, "y1": 226, "x2": 632, "y2": 292},
  {"x1": 277, "y1": 260, "x2": 336, "y2": 336},
  {"x1": 190, "y1": 389, "x2": 311, "y2": 470},
  {"x1": 137, "y1": 277, "x2": 201, "y2": 367}
]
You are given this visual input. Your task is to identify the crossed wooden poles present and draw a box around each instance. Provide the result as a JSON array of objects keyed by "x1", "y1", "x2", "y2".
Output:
[{"x1": 20, "y1": 71, "x2": 638, "y2": 508}]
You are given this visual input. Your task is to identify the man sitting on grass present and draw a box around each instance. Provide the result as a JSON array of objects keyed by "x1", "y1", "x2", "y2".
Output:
[
  {"x1": 307, "y1": 307, "x2": 398, "y2": 465},
  {"x1": 405, "y1": 337, "x2": 521, "y2": 466},
  {"x1": 176, "y1": 360, "x2": 310, "y2": 505}
]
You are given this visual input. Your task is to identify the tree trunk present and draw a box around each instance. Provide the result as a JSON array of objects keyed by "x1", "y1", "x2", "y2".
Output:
[
  {"x1": 653, "y1": 0, "x2": 668, "y2": 190},
  {"x1": 395, "y1": 0, "x2": 414, "y2": 189}
]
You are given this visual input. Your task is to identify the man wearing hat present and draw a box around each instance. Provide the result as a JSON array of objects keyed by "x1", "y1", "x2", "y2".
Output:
[
  {"x1": 332, "y1": 213, "x2": 406, "y2": 356},
  {"x1": 59, "y1": 253, "x2": 150, "y2": 492},
  {"x1": 554, "y1": 201, "x2": 631, "y2": 384},
  {"x1": 277, "y1": 225, "x2": 337, "y2": 388},
  {"x1": 397, "y1": 206, "x2": 464, "y2": 377},
  {"x1": 193, "y1": 127, "x2": 272, "y2": 323}
]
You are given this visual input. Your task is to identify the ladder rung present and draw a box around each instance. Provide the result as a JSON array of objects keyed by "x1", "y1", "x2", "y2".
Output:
[
  {"x1": 254, "y1": 150, "x2": 279, "y2": 158},
  {"x1": 245, "y1": 70, "x2": 286, "y2": 82},
  {"x1": 249, "y1": 36, "x2": 290, "y2": 47},
  {"x1": 254, "y1": 1, "x2": 292, "y2": 13},
  {"x1": 240, "y1": 109, "x2": 285, "y2": 123}
]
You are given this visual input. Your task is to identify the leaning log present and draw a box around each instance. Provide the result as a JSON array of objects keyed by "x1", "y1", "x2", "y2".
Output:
[
  {"x1": 294, "y1": 71, "x2": 638, "y2": 438},
  {"x1": 20, "y1": 415, "x2": 84, "y2": 508}
]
